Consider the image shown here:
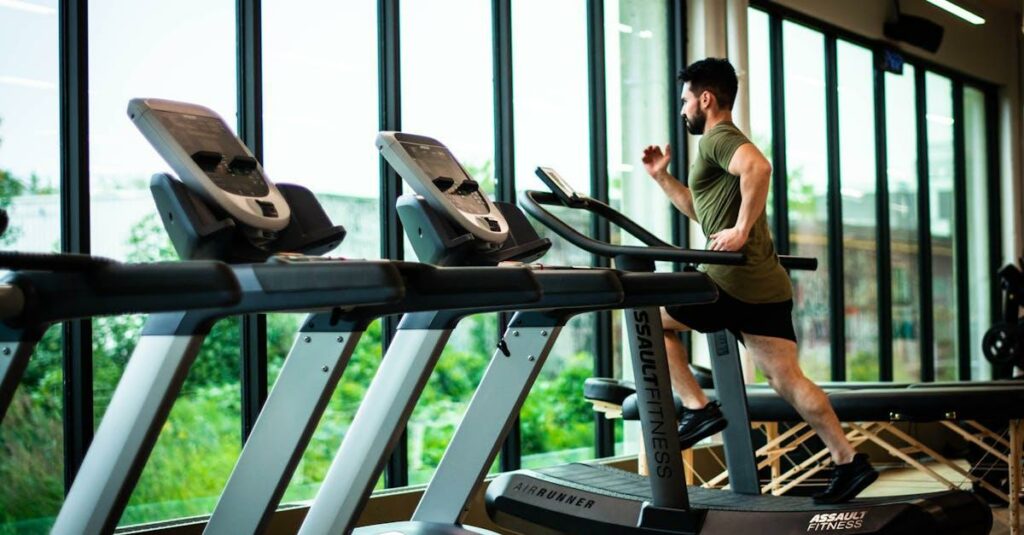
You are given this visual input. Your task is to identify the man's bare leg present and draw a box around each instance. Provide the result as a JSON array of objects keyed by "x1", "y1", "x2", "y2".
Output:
[
  {"x1": 742, "y1": 333, "x2": 856, "y2": 465},
  {"x1": 660, "y1": 307, "x2": 711, "y2": 410}
]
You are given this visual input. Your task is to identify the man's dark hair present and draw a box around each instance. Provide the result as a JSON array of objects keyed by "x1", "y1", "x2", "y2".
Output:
[{"x1": 678, "y1": 58, "x2": 738, "y2": 110}]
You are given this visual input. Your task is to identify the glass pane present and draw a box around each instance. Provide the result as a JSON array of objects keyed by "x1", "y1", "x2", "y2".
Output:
[
  {"x1": 963, "y1": 86, "x2": 991, "y2": 380},
  {"x1": 606, "y1": 0, "x2": 670, "y2": 456},
  {"x1": 514, "y1": 0, "x2": 590, "y2": 197},
  {"x1": 398, "y1": 0, "x2": 496, "y2": 486},
  {"x1": 0, "y1": 1, "x2": 62, "y2": 530},
  {"x1": 87, "y1": 0, "x2": 240, "y2": 526},
  {"x1": 885, "y1": 65, "x2": 921, "y2": 382},
  {"x1": 521, "y1": 314, "x2": 597, "y2": 468},
  {"x1": 783, "y1": 21, "x2": 830, "y2": 380},
  {"x1": 925, "y1": 72, "x2": 957, "y2": 380},
  {"x1": 836, "y1": 40, "x2": 879, "y2": 380},
  {"x1": 402, "y1": 0, "x2": 495, "y2": 195},
  {"x1": 261, "y1": 0, "x2": 382, "y2": 501},
  {"x1": 514, "y1": 0, "x2": 596, "y2": 467},
  {"x1": 748, "y1": 8, "x2": 773, "y2": 227}
]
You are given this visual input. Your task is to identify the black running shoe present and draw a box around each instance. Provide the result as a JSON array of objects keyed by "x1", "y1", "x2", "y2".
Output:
[
  {"x1": 813, "y1": 453, "x2": 879, "y2": 504},
  {"x1": 677, "y1": 401, "x2": 728, "y2": 450}
]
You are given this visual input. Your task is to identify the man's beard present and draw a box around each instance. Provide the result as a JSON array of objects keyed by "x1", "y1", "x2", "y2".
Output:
[{"x1": 684, "y1": 109, "x2": 707, "y2": 135}]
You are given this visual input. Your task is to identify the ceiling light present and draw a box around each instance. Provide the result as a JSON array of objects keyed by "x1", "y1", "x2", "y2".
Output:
[
  {"x1": 925, "y1": 0, "x2": 985, "y2": 24},
  {"x1": 926, "y1": 113, "x2": 955, "y2": 126},
  {"x1": 0, "y1": 0, "x2": 56, "y2": 15},
  {"x1": 0, "y1": 75, "x2": 56, "y2": 90}
]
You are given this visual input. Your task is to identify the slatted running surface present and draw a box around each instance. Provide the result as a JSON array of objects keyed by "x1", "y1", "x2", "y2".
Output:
[{"x1": 532, "y1": 463, "x2": 951, "y2": 513}]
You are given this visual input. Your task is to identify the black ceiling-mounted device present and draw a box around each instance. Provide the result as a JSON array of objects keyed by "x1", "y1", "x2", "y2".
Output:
[{"x1": 884, "y1": 0, "x2": 945, "y2": 53}]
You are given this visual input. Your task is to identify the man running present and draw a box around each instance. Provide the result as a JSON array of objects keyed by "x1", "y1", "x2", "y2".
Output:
[{"x1": 641, "y1": 57, "x2": 877, "y2": 504}]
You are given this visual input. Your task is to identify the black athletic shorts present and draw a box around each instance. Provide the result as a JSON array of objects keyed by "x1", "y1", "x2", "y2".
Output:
[{"x1": 664, "y1": 285, "x2": 797, "y2": 344}]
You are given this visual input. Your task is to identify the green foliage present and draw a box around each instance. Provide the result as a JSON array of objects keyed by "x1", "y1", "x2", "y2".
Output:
[
  {"x1": 461, "y1": 159, "x2": 495, "y2": 196},
  {"x1": 520, "y1": 350, "x2": 595, "y2": 455}
]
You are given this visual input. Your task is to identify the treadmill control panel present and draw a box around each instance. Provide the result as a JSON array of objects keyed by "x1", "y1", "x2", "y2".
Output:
[
  {"x1": 535, "y1": 166, "x2": 587, "y2": 207},
  {"x1": 128, "y1": 98, "x2": 290, "y2": 232},
  {"x1": 402, "y1": 141, "x2": 489, "y2": 215},
  {"x1": 377, "y1": 132, "x2": 508, "y2": 245}
]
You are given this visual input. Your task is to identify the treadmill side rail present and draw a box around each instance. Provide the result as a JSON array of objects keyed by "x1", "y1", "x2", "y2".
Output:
[
  {"x1": 298, "y1": 326, "x2": 453, "y2": 535},
  {"x1": 53, "y1": 332, "x2": 205, "y2": 535},
  {"x1": 0, "y1": 334, "x2": 40, "y2": 424},
  {"x1": 414, "y1": 319, "x2": 563, "y2": 524},
  {"x1": 204, "y1": 321, "x2": 366, "y2": 535},
  {"x1": 707, "y1": 330, "x2": 759, "y2": 494},
  {"x1": 623, "y1": 306, "x2": 689, "y2": 510}
]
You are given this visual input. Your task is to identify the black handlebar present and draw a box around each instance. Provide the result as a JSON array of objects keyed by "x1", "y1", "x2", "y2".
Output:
[
  {"x1": 2, "y1": 259, "x2": 242, "y2": 325},
  {"x1": 520, "y1": 190, "x2": 818, "y2": 272},
  {"x1": 778, "y1": 255, "x2": 818, "y2": 271},
  {"x1": 520, "y1": 190, "x2": 745, "y2": 266},
  {"x1": 0, "y1": 251, "x2": 117, "y2": 272}
]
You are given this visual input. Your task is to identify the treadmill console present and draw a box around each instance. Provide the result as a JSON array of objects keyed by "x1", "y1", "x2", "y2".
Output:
[
  {"x1": 535, "y1": 166, "x2": 587, "y2": 207},
  {"x1": 376, "y1": 132, "x2": 508, "y2": 244},
  {"x1": 128, "y1": 98, "x2": 290, "y2": 232}
]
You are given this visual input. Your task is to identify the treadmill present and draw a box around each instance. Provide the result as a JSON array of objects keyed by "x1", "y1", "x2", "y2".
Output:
[
  {"x1": 478, "y1": 168, "x2": 994, "y2": 534},
  {"x1": 297, "y1": 133, "x2": 735, "y2": 535},
  {"x1": 0, "y1": 248, "x2": 241, "y2": 425},
  {"x1": 51, "y1": 100, "x2": 540, "y2": 535}
]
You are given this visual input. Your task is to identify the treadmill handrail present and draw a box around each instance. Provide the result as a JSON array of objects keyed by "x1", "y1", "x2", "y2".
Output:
[
  {"x1": 3, "y1": 259, "x2": 243, "y2": 325},
  {"x1": 521, "y1": 190, "x2": 818, "y2": 272},
  {"x1": 0, "y1": 251, "x2": 117, "y2": 272},
  {"x1": 521, "y1": 191, "x2": 743, "y2": 265}
]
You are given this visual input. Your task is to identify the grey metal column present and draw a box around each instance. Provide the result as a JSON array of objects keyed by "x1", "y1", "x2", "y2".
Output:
[
  {"x1": 52, "y1": 331, "x2": 206, "y2": 535},
  {"x1": 205, "y1": 314, "x2": 366, "y2": 535},
  {"x1": 298, "y1": 313, "x2": 454, "y2": 535},
  {"x1": 0, "y1": 334, "x2": 38, "y2": 423},
  {"x1": 623, "y1": 306, "x2": 688, "y2": 510},
  {"x1": 414, "y1": 318, "x2": 562, "y2": 523},
  {"x1": 707, "y1": 330, "x2": 759, "y2": 494}
]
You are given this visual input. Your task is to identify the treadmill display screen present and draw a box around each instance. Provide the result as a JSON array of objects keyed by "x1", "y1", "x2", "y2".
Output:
[
  {"x1": 401, "y1": 141, "x2": 489, "y2": 215},
  {"x1": 537, "y1": 167, "x2": 580, "y2": 202},
  {"x1": 153, "y1": 110, "x2": 270, "y2": 197}
]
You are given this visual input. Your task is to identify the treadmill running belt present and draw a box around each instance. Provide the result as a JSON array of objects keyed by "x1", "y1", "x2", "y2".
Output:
[
  {"x1": 535, "y1": 463, "x2": 947, "y2": 512},
  {"x1": 487, "y1": 463, "x2": 992, "y2": 534}
]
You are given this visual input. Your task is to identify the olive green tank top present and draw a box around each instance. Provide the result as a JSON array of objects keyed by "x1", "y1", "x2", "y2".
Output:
[{"x1": 690, "y1": 121, "x2": 792, "y2": 304}]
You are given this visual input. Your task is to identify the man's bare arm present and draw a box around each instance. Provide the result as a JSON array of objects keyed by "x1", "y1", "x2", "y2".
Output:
[
  {"x1": 642, "y1": 144, "x2": 698, "y2": 221},
  {"x1": 729, "y1": 143, "x2": 771, "y2": 235},
  {"x1": 652, "y1": 173, "x2": 698, "y2": 220},
  {"x1": 708, "y1": 143, "x2": 771, "y2": 252}
]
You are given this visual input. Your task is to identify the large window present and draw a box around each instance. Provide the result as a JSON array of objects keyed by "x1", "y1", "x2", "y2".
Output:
[
  {"x1": 925, "y1": 73, "x2": 957, "y2": 380},
  {"x1": 783, "y1": 21, "x2": 830, "y2": 380},
  {"x1": 750, "y1": 6, "x2": 999, "y2": 384},
  {"x1": 606, "y1": 0, "x2": 672, "y2": 455},
  {"x1": 885, "y1": 65, "x2": 921, "y2": 382},
  {"x1": 748, "y1": 8, "x2": 773, "y2": 227},
  {"x1": 261, "y1": 0, "x2": 383, "y2": 503},
  {"x1": 13, "y1": 4, "x2": 1008, "y2": 531},
  {"x1": 836, "y1": 40, "x2": 880, "y2": 380},
  {"x1": 87, "y1": 0, "x2": 240, "y2": 525},
  {"x1": 963, "y1": 86, "x2": 993, "y2": 380},
  {"x1": 514, "y1": 0, "x2": 596, "y2": 468},
  {"x1": 0, "y1": 0, "x2": 62, "y2": 531}
]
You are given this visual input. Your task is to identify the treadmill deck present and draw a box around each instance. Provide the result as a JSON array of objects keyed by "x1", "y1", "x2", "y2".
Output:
[
  {"x1": 486, "y1": 462, "x2": 992, "y2": 534},
  {"x1": 534, "y1": 463, "x2": 938, "y2": 512}
]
